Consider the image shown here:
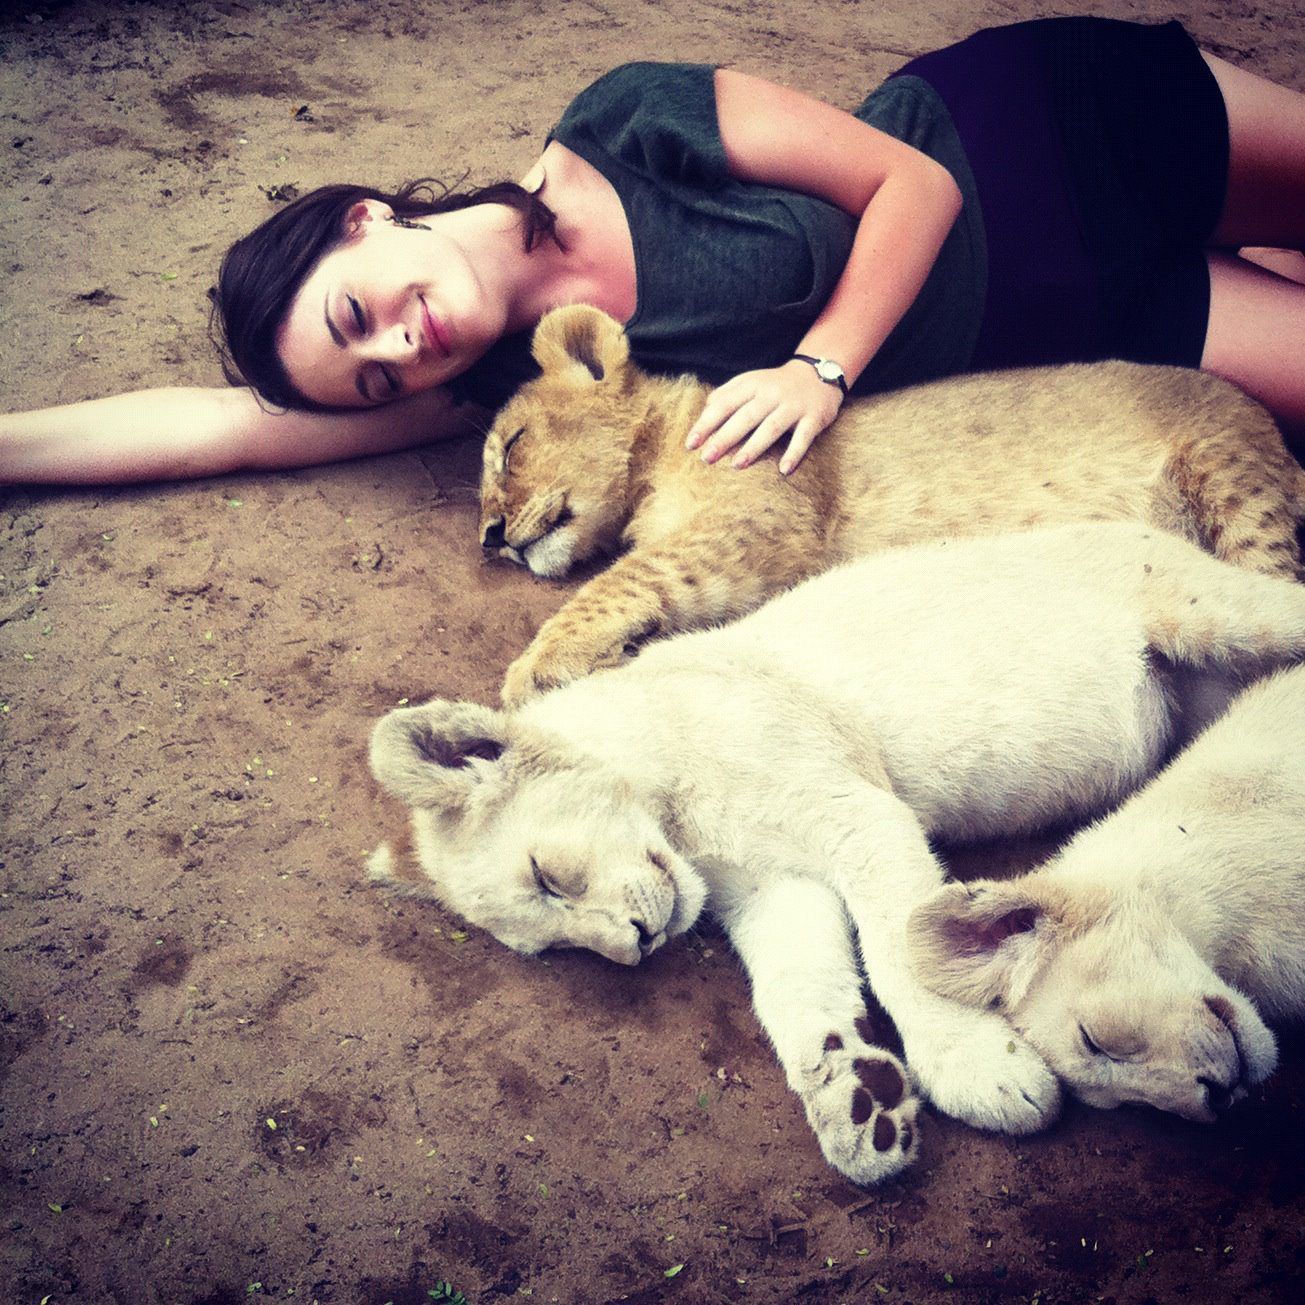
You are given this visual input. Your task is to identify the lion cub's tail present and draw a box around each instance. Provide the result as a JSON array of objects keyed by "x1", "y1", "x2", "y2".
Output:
[{"x1": 1168, "y1": 405, "x2": 1305, "y2": 581}]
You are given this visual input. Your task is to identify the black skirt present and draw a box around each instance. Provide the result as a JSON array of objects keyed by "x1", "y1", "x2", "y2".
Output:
[{"x1": 895, "y1": 17, "x2": 1229, "y2": 369}]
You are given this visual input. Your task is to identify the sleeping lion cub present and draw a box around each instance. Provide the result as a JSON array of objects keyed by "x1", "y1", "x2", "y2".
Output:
[
  {"x1": 909, "y1": 663, "x2": 1305, "y2": 1123},
  {"x1": 371, "y1": 523, "x2": 1305, "y2": 1184},
  {"x1": 480, "y1": 306, "x2": 1304, "y2": 705}
]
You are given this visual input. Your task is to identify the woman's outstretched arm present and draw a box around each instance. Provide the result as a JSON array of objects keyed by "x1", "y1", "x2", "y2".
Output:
[{"x1": 0, "y1": 383, "x2": 479, "y2": 486}]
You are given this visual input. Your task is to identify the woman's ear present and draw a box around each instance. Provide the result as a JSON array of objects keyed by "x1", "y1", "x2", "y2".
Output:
[{"x1": 343, "y1": 198, "x2": 395, "y2": 238}]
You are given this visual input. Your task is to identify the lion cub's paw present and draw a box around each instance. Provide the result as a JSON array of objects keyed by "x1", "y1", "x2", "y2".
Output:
[
  {"x1": 799, "y1": 1030, "x2": 921, "y2": 1185},
  {"x1": 502, "y1": 623, "x2": 646, "y2": 707},
  {"x1": 502, "y1": 642, "x2": 609, "y2": 707},
  {"x1": 909, "y1": 1013, "x2": 1061, "y2": 1136},
  {"x1": 502, "y1": 646, "x2": 582, "y2": 707},
  {"x1": 501, "y1": 651, "x2": 550, "y2": 708}
]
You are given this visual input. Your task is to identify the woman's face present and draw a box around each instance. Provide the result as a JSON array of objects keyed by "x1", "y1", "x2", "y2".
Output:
[{"x1": 277, "y1": 199, "x2": 505, "y2": 407}]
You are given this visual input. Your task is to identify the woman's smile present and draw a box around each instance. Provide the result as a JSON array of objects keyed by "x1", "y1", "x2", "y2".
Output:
[{"x1": 420, "y1": 295, "x2": 452, "y2": 357}]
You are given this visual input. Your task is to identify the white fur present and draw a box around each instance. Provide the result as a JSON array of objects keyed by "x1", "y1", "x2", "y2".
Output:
[
  {"x1": 909, "y1": 663, "x2": 1305, "y2": 1122},
  {"x1": 369, "y1": 523, "x2": 1305, "y2": 1182}
]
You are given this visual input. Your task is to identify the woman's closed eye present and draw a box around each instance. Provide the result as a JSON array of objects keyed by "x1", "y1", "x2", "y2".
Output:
[{"x1": 344, "y1": 297, "x2": 401, "y2": 401}]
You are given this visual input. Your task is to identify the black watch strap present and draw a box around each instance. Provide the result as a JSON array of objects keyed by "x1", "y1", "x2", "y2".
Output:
[{"x1": 792, "y1": 353, "x2": 849, "y2": 396}]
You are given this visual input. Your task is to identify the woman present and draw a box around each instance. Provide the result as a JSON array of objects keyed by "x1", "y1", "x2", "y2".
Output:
[{"x1": 3, "y1": 16, "x2": 1303, "y2": 485}]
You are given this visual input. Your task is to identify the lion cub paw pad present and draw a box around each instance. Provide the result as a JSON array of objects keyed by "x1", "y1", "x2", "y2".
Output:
[{"x1": 803, "y1": 1033, "x2": 920, "y2": 1185}]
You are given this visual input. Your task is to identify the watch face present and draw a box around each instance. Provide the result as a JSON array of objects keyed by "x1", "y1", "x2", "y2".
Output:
[{"x1": 815, "y1": 359, "x2": 843, "y2": 382}]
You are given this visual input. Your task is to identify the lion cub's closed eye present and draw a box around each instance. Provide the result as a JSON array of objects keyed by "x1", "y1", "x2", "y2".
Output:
[
  {"x1": 531, "y1": 856, "x2": 584, "y2": 901},
  {"x1": 480, "y1": 306, "x2": 1304, "y2": 706},
  {"x1": 531, "y1": 858, "x2": 565, "y2": 900},
  {"x1": 1078, "y1": 1022, "x2": 1144, "y2": 1061}
]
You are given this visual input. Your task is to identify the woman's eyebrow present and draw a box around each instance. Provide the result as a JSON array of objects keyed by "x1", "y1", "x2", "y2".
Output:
[{"x1": 324, "y1": 292, "x2": 346, "y2": 348}]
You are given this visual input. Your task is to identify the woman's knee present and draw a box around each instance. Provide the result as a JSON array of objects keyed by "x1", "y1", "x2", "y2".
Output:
[{"x1": 1202, "y1": 251, "x2": 1305, "y2": 433}]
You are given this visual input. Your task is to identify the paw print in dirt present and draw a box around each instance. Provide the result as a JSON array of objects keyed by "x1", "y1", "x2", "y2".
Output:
[
  {"x1": 800, "y1": 1027, "x2": 921, "y2": 1185},
  {"x1": 253, "y1": 1087, "x2": 386, "y2": 1169}
]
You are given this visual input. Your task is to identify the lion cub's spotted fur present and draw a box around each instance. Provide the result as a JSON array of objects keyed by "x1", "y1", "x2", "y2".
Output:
[{"x1": 481, "y1": 307, "x2": 1303, "y2": 704}]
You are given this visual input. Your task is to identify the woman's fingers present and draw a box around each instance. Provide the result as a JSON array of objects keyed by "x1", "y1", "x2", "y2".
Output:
[
  {"x1": 697, "y1": 397, "x2": 773, "y2": 463},
  {"x1": 730, "y1": 409, "x2": 801, "y2": 468},
  {"x1": 685, "y1": 364, "x2": 844, "y2": 471},
  {"x1": 777, "y1": 416, "x2": 823, "y2": 475},
  {"x1": 685, "y1": 379, "x2": 753, "y2": 450}
]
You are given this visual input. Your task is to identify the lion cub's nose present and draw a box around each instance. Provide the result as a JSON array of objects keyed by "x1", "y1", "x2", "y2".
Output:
[
  {"x1": 1198, "y1": 1076, "x2": 1234, "y2": 1114},
  {"x1": 481, "y1": 516, "x2": 506, "y2": 549}
]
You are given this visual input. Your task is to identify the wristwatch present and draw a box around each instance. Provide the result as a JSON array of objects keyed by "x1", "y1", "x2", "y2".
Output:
[{"x1": 791, "y1": 353, "x2": 849, "y2": 396}]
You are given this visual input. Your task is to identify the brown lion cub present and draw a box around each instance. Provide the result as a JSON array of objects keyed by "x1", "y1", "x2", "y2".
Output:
[{"x1": 481, "y1": 306, "x2": 1304, "y2": 706}]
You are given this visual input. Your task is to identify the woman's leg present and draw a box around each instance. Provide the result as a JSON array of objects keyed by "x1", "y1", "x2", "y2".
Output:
[
  {"x1": 1199, "y1": 54, "x2": 1305, "y2": 446},
  {"x1": 1202, "y1": 52, "x2": 1305, "y2": 249},
  {"x1": 1203, "y1": 252, "x2": 1305, "y2": 444}
]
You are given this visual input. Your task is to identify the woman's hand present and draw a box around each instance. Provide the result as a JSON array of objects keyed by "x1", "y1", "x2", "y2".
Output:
[
  {"x1": 682, "y1": 68, "x2": 963, "y2": 479},
  {"x1": 685, "y1": 359, "x2": 845, "y2": 475}
]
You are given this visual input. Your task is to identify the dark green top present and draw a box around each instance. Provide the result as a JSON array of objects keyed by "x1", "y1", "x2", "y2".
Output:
[{"x1": 452, "y1": 62, "x2": 985, "y2": 410}]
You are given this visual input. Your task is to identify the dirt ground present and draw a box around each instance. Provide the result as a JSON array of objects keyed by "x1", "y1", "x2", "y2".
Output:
[{"x1": 3, "y1": 1, "x2": 1305, "y2": 1302}]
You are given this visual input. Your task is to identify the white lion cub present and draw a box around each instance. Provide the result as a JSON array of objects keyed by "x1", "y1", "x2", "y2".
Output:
[
  {"x1": 908, "y1": 664, "x2": 1305, "y2": 1123},
  {"x1": 369, "y1": 523, "x2": 1305, "y2": 1185}
]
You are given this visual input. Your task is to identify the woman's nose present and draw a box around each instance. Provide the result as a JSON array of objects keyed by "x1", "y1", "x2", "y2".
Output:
[{"x1": 366, "y1": 320, "x2": 419, "y2": 363}]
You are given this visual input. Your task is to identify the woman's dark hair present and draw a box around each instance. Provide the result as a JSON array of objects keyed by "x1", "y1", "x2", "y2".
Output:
[{"x1": 211, "y1": 178, "x2": 563, "y2": 410}]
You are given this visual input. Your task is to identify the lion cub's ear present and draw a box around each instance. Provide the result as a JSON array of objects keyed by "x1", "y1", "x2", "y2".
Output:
[
  {"x1": 369, "y1": 700, "x2": 509, "y2": 813},
  {"x1": 530, "y1": 305, "x2": 630, "y2": 384},
  {"x1": 907, "y1": 878, "x2": 1066, "y2": 1008}
]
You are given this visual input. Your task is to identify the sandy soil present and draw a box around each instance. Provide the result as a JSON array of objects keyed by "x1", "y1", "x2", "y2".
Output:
[{"x1": 3, "y1": 1, "x2": 1304, "y2": 1302}]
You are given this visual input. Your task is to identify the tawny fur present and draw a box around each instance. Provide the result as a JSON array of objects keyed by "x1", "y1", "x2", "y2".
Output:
[
  {"x1": 369, "y1": 522, "x2": 1305, "y2": 1184},
  {"x1": 480, "y1": 306, "x2": 1304, "y2": 705},
  {"x1": 908, "y1": 664, "x2": 1305, "y2": 1123}
]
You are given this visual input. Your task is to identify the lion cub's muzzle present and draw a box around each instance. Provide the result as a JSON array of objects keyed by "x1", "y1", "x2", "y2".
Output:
[
  {"x1": 480, "y1": 515, "x2": 527, "y2": 567},
  {"x1": 480, "y1": 505, "x2": 578, "y2": 577},
  {"x1": 636, "y1": 921, "x2": 666, "y2": 959},
  {"x1": 481, "y1": 515, "x2": 506, "y2": 550}
]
